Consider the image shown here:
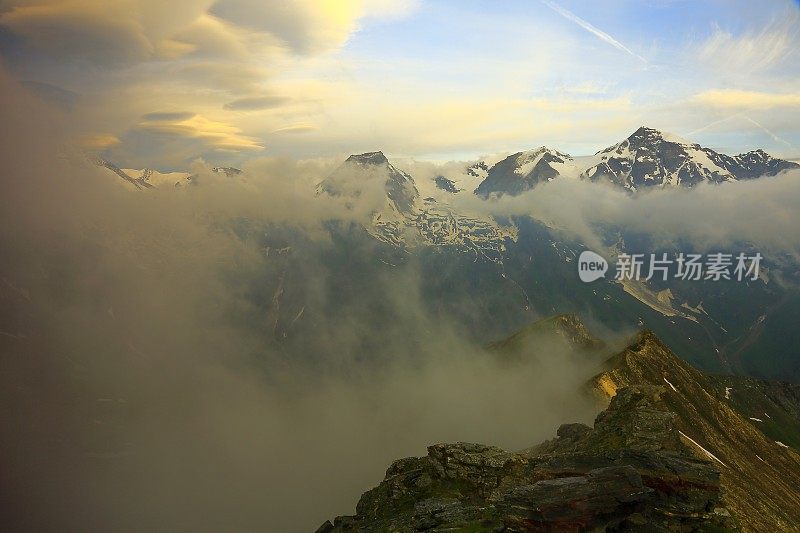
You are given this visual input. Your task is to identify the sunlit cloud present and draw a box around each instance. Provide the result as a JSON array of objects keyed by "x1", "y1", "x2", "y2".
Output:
[
  {"x1": 1, "y1": 0, "x2": 798, "y2": 164},
  {"x1": 138, "y1": 113, "x2": 263, "y2": 151},
  {"x1": 224, "y1": 95, "x2": 292, "y2": 111},
  {"x1": 696, "y1": 14, "x2": 799, "y2": 73},
  {"x1": 692, "y1": 89, "x2": 800, "y2": 110},
  {"x1": 271, "y1": 123, "x2": 318, "y2": 134},
  {"x1": 77, "y1": 133, "x2": 121, "y2": 149}
]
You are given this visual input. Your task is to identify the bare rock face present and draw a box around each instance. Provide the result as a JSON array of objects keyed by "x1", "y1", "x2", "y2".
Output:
[{"x1": 320, "y1": 385, "x2": 736, "y2": 532}]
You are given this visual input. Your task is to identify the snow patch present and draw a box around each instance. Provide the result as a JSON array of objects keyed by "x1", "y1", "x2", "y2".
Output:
[{"x1": 679, "y1": 430, "x2": 728, "y2": 467}]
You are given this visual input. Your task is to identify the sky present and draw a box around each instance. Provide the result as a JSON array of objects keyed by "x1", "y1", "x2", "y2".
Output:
[{"x1": 0, "y1": 0, "x2": 799, "y2": 169}]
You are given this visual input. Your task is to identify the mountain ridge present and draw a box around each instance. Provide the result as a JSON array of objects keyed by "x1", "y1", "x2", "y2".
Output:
[
  {"x1": 476, "y1": 126, "x2": 799, "y2": 196},
  {"x1": 319, "y1": 316, "x2": 800, "y2": 532},
  {"x1": 94, "y1": 127, "x2": 798, "y2": 198}
]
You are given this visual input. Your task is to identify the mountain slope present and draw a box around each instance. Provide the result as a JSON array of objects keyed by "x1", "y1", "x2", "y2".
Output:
[
  {"x1": 319, "y1": 385, "x2": 735, "y2": 532},
  {"x1": 487, "y1": 313, "x2": 609, "y2": 360},
  {"x1": 590, "y1": 330, "x2": 800, "y2": 531},
  {"x1": 707, "y1": 374, "x2": 800, "y2": 451},
  {"x1": 321, "y1": 318, "x2": 800, "y2": 532}
]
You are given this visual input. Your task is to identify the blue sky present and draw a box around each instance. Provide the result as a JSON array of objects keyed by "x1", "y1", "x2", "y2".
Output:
[{"x1": 1, "y1": 0, "x2": 798, "y2": 168}]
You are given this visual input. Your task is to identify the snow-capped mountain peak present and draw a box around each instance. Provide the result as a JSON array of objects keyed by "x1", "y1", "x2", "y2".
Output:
[
  {"x1": 471, "y1": 126, "x2": 798, "y2": 196},
  {"x1": 318, "y1": 151, "x2": 420, "y2": 216},
  {"x1": 605, "y1": 126, "x2": 694, "y2": 151},
  {"x1": 317, "y1": 151, "x2": 516, "y2": 255},
  {"x1": 474, "y1": 146, "x2": 579, "y2": 198},
  {"x1": 584, "y1": 126, "x2": 797, "y2": 190},
  {"x1": 344, "y1": 151, "x2": 390, "y2": 166}
]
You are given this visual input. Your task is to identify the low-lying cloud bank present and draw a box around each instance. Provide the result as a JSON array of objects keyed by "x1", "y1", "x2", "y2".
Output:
[
  {"x1": 0, "y1": 67, "x2": 600, "y2": 531},
  {"x1": 443, "y1": 170, "x2": 800, "y2": 258},
  {"x1": 5, "y1": 57, "x2": 799, "y2": 530}
]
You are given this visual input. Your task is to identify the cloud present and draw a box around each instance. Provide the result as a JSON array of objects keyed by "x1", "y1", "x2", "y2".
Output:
[
  {"x1": 0, "y1": 3, "x2": 153, "y2": 66},
  {"x1": 691, "y1": 89, "x2": 800, "y2": 110},
  {"x1": 459, "y1": 172, "x2": 800, "y2": 257},
  {"x1": 168, "y1": 11, "x2": 259, "y2": 59},
  {"x1": 142, "y1": 111, "x2": 197, "y2": 121},
  {"x1": 270, "y1": 123, "x2": 317, "y2": 134},
  {"x1": 21, "y1": 80, "x2": 80, "y2": 109},
  {"x1": 224, "y1": 95, "x2": 291, "y2": 111},
  {"x1": 77, "y1": 133, "x2": 122, "y2": 149},
  {"x1": 696, "y1": 15, "x2": 799, "y2": 74},
  {"x1": 0, "y1": 1, "x2": 422, "y2": 166},
  {"x1": 139, "y1": 113, "x2": 263, "y2": 150},
  {"x1": 0, "y1": 66, "x2": 597, "y2": 531},
  {"x1": 166, "y1": 61, "x2": 270, "y2": 94},
  {"x1": 209, "y1": 0, "x2": 418, "y2": 54},
  {"x1": 100, "y1": 112, "x2": 265, "y2": 168},
  {"x1": 1, "y1": 0, "x2": 797, "y2": 167},
  {"x1": 0, "y1": 1, "x2": 210, "y2": 66}
]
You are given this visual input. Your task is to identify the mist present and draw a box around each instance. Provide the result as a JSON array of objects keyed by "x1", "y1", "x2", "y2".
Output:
[
  {"x1": 0, "y1": 67, "x2": 602, "y2": 531},
  {"x1": 450, "y1": 170, "x2": 800, "y2": 257}
]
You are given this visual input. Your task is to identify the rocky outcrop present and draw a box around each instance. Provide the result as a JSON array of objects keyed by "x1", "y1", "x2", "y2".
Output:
[
  {"x1": 590, "y1": 331, "x2": 800, "y2": 532},
  {"x1": 320, "y1": 318, "x2": 800, "y2": 532},
  {"x1": 320, "y1": 385, "x2": 735, "y2": 532}
]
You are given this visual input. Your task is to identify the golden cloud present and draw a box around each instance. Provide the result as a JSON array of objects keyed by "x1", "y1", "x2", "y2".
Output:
[{"x1": 138, "y1": 113, "x2": 263, "y2": 151}]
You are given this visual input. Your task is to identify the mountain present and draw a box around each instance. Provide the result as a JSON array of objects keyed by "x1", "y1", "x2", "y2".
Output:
[
  {"x1": 474, "y1": 127, "x2": 799, "y2": 196},
  {"x1": 474, "y1": 146, "x2": 578, "y2": 198},
  {"x1": 319, "y1": 317, "x2": 800, "y2": 532},
  {"x1": 317, "y1": 151, "x2": 420, "y2": 216},
  {"x1": 91, "y1": 149, "x2": 800, "y2": 382},
  {"x1": 317, "y1": 151, "x2": 516, "y2": 256},
  {"x1": 92, "y1": 157, "x2": 237, "y2": 189},
  {"x1": 589, "y1": 329, "x2": 800, "y2": 530},
  {"x1": 487, "y1": 313, "x2": 608, "y2": 359},
  {"x1": 92, "y1": 157, "x2": 156, "y2": 190},
  {"x1": 95, "y1": 128, "x2": 797, "y2": 198},
  {"x1": 433, "y1": 175, "x2": 460, "y2": 193},
  {"x1": 211, "y1": 166, "x2": 242, "y2": 177},
  {"x1": 432, "y1": 161, "x2": 490, "y2": 196},
  {"x1": 584, "y1": 126, "x2": 798, "y2": 190}
]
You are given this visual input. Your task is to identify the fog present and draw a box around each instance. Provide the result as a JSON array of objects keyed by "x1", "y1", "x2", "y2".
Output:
[
  {"x1": 450, "y1": 169, "x2": 800, "y2": 258},
  {"x1": 0, "y1": 68, "x2": 602, "y2": 531},
  {"x1": 9, "y1": 55, "x2": 796, "y2": 529}
]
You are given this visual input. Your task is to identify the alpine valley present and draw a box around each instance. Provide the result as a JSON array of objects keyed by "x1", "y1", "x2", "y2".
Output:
[{"x1": 97, "y1": 127, "x2": 800, "y2": 383}]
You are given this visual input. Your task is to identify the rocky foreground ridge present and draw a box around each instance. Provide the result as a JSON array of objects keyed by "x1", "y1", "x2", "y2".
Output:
[{"x1": 317, "y1": 316, "x2": 800, "y2": 532}]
